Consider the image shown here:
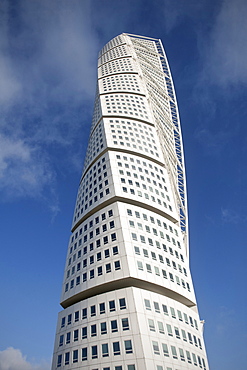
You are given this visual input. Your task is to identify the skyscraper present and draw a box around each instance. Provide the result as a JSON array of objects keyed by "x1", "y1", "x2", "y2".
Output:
[{"x1": 52, "y1": 33, "x2": 209, "y2": 370}]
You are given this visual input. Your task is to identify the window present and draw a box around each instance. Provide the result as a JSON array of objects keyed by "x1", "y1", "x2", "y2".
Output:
[
  {"x1": 109, "y1": 300, "x2": 115, "y2": 311},
  {"x1": 166, "y1": 324, "x2": 173, "y2": 336},
  {"x1": 59, "y1": 335, "x2": 64, "y2": 346},
  {"x1": 115, "y1": 260, "x2": 121, "y2": 270},
  {"x1": 91, "y1": 324, "x2": 97, "y2": 337},
  {"x1": 67, "y1": 314, "x2": 72, "y2": 325},
  {"x1": 154, "y1": 302, "x2": 160, "y2": 313},
  {"x1": 171, "y1": 345, "x2": 178, "y2": 359},
  {"x1": 98, "y1": 266, "x2": 103, "y2": 276},
  {"x1": 186, "y1": 351, "x2": 192, "y2": 364},
  {"x1": 74, "y1": 329, "x2": 79, "y2": 341},
  {"x1": 113, "y1": 246, "x2": 118, "y2": 255},
  {"x1": 124, "y1": 340, "x2": 133, "y2": 354},
  {"x1": 106, "y1": 263, "x2": 111, "y2": 273},
  {"x1": 90, "y1": 269, "x2": 94, "y2": 279},
  {"x1": 82, "y1": 326, "x2": 87, "y2": 339},
  {"x1": 152, "y1": 341, "x2": 160, "y2": 355},
  {"x1": 66, "y1": 332, "x2": 71, "y2": 344},
  {"x1": 111, "y1": 320, "x2": 118, "y2": 332},
  {"x1": 179, "y1": 348, "x2": 185, "y2": 361},
  {"x1": 92, "y1": 345, "x2": 98, "y2": 359},
  {"x1": 144, "y1": 299, "x2": 151, "y2": 310},
  {"x1": 113, "y1": 341, "x2": 120, "y2": 355},
  {"x1": 102, "y1": 343, "x2": 109, "y2": 357},
  {"x1": 122, "y1": 318, "x2": 129, "y2": 330},
  {"x1": 134, "y1": 246, "x2": 140, "y2": 255},
  {"x1": 119, "y1": 298, "x2": 126, "y2": 309},
  {"x1": 148, "y1": 319, "x2": 155, "y2": 331},
  {"x1": 82, "y1": 348, "x2": 87, "y2": 361},
  {"x1": 115, "y1": 367, "x2": 122, "y2": 370},
  {"x1": 105, "y1": 249, "x2": 110, "y2": 258},
  {"x1": 162, "y1": 343, "x2": 169, "y2": 357},
  {"x1": 65, "y1": 352, "x2": 70, "y2": 365},
  {"x1": 100, "y1": 302, "x2": 105, "y2": 314},
  {"x1": 181, "y1": 329, "x2": 187, "y2": 341},
  {"x1": 146, "y1": 263, "x2": 152, "y2": 273},
  {"x1": 101, "y1": 322, "x2": 107, "y2": 334},
  {"x1": 61, "y1": 317, "x2": 65, "y2": 328},
  {"x1": 57, "y1": 354, "x2": 62, "y2": 367},
  {"x1": 111, "y1": 233, "x2": 117, "y2": 241},
  {"x1": 91, "y1": 305, "x2": 96, "y2": 317},
  {"x1": 127, "y1": 366, "x2": 136, "y2": 370},
  {"x1": 158, "y1": 321, "x2": 164, "y2": 334},
  {"x1": 170, "y1": 307, "x2": 176, "y2": 318},
  {"x1": 73, "y1": 349, "x2": 78, "y2": 363},
  {"x1": 82, "y1": 308, "x2": 87, "y2": 319},
  {"x1": 137, "y1": 261, "x2": 143, "y2": 270}
]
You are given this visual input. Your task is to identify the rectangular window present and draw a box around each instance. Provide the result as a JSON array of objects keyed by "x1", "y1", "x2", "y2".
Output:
[
  {"x1": 67, "y1": 314, "x2": 72, "y2": 325},
  {"x1": 82, "y1": 308, "x2": 87, "y2": 319},
  {"x1": 92, "y1": 345, "x2": 98, "y2": 359},
  {"x1": 124, "y1": 340, "x2": 133, "y2": 354},
  {"x1": 154, "y1": 302, "x2": 160, "y2": 313},
  {"x1": 66, "y1": 332, "x2": 71, "y2": 344},
  {"x1": 61, "y1": 317, "x2": 65, "y2": 328},
  {"x1": 144, "y1": 299, "x2": 151, "y2": 310},
  {"x1": 109, "y1": 300, "x2": 116, "y2": 311},
  {"x1": 152, "y1": 341, "x2": 160, "y2": 355},
  {"x1": 171, "y1": 346, "x2": 178, "y2": 359},
  {"x1": 82, "y1": 326, "x2": 87, "y2": 339},
  {"x1": 111, "y1": 233, "x2": 117, "y2": 241},
  {"x1": 90, "y1": 269, "x2": 94, "y2": 279},
  {"x1": 102, "y1": 343, "x2": 109, "y2": 357},
  {"x1": 82, "y1": 347, "x2": 87, "y2": 361},
  {"x1": 166, "y1": 324, "x2": 173, "y2": 336},
  {"x1": 158, "y1": 321, "x2": 165, "y2": 334},
  {"x1": 59, "y1": 335, "x2": 63, "y2": 346},
  {"x1": 65, "y1": 352, "x2": 70, "y2": 365},
  {"x1": 111, "y1": 320, "x2": 118, "y2": 332},
  {"x1": 91, "y1": 305, "x2": 96, "y2": 316},
  {"x1": 179, "y1": 348, "x2": 185, "y2": 361},
  {"x1": 91, "y1": 324, "x2": 97, "y2": 337},
  {"x1": 101, "y1": 322, "x2": 107, "y2": 334},
  {"x1": 113, "y1": 341, "x2": 120, "y2": 355},
  {"x1": 57, "y1": 354, "x2": 62, "y2": 367},
  {"x1": 122, "y1": 318, "x2": 129, "y2": 330},
  {"x1": 119, "y1": 298, "x2": 126, "y2": 309},
  {"x1": 114, "y1": 260, "x2": 121, "y2": 270},
  {"x1": 99, "y1": 302, "x2": 105, "y2": 314},
  {"x1": 98, "y1": 266, "x2": 103, "y2": 276},
  {"x1": 148, "y1": 319, "x2": 155, "y2": 331},
  {"x1": 162, "y1": 343, "x2": 169, "y2": 357},
  {"x1": 73, "y1": 349, "x2": 78, "y2": 363},
  {"x1": 73, "y1": 329, "x2": 78, "y2": 341},
  {"x1": 106, "y1": 263, "x2": 111, "y2": 273}
]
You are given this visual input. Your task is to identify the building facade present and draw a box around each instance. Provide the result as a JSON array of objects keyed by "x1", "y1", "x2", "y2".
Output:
[{"x1": 52, "y1": 33, "x2": 209, "y2": 370}]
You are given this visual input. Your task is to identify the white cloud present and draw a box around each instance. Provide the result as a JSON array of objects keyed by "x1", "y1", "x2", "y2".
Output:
[
  {"x1": 221, "y1": 208, "x2": 247, "y2": 224},
  {"x1": 0, "y1": 0, "x2": 100, "y2": 205},
  {"x1": 0, "y1": 134, "x2": 54, "y2": 199},
  {"x1": 200, "y1": 0, "x2": 247, "y2": 88},
  {"x1": 0, "y1": 348, "x2": 50, "y2": 370}
]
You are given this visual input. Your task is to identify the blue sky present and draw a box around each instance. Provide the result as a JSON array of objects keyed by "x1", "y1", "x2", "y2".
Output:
[{"x1": 0, "y1": 0, "x2": 247, "y2": 369}]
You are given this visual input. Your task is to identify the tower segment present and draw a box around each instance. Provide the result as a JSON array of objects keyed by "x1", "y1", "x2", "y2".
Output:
[{"x1": 52, "y1": 33, "x2": 209, "y2": 370}]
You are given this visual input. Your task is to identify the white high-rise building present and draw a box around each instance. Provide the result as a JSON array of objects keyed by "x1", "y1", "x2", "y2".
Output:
[{"x1": 52, "y1": 33, "x2": 209, "y2": 370}]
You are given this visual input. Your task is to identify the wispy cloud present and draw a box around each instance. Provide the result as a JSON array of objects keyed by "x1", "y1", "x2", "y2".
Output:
[
  {"x1": 0, "y1": 347, "x2": 50, "y2": 370},
  {"x1": 194, "y1": 127, "x2": 231, "y2": 155},
  {"x1": 221, "y1": 208, "x2": 247, "y2": 224},
  {"x1": 200, "y1": 0, "x2": 247, "y2": 88},
  {"x1": 0, "y1": 0, "x2": 99, "y2": 208}
]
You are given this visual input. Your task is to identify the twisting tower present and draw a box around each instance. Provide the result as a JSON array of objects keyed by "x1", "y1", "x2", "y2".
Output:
[{"x1": 52, "y1": 33, "x2": 209, "y2": 370}]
